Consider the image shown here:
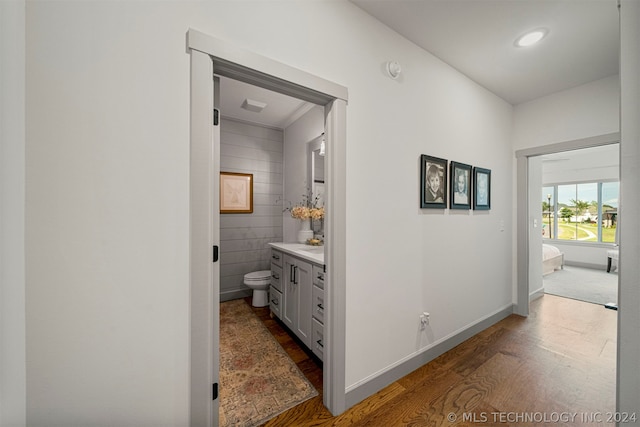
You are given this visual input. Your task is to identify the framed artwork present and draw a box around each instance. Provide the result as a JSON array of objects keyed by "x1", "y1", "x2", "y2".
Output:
[
  {"x1": 420, "y1": 155, "x2": 447, "y2": 209},
  {"x1": 473, "y1": 167, "x2": 491, "y2": 210},
  {"x1": 450, "y1": 161, "x2": 472, "y2": 210},
  {"x1": 220, "y1": 172, "x2": 253, "y2": 213}
]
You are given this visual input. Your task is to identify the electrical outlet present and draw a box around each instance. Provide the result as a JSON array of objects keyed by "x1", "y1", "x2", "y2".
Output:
[{"x1": 420, "y1": 312, "x2": 430, "y2": 329}]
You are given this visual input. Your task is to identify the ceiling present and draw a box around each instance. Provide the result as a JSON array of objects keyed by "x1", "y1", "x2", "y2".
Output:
[
  {"x1": 541, "y1": 143, "x2": 619, "y2": 174},
  {"x1": 219, "y1": 0, "x2": 620, "y2": 128},
  {"x1": 218, "y1": 76, "x2": 317, "y2": 129},
  {"x1": 351, "y1": 0, "x2": 620, "y2": 105}
]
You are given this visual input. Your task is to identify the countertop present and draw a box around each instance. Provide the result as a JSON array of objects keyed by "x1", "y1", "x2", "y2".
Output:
[{"x1": 268, "y1": 242, "x2": 325, "y2": 265}]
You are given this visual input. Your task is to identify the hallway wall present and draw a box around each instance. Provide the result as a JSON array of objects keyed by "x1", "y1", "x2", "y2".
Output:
[{"x1": 23, "y1": 1, "x2": 513, "y2": 423}]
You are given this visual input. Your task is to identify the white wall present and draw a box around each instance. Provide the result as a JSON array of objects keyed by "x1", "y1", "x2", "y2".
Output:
[
  {"x1": 26, "y1": 2, "x2": 191, "y2": 425},
  {"x1": 1, "y1": 1, "x2": 26, "y2": 426},
  {"x1": 513, "y1": 78, "x2": 620, "y2": 274},
  {"x1": 513, "y1": 75, "x2": 619, "y2": 151},
  {"x1": 219, "y1": 119, "x2": 284, "y2": 301},
  {"x1": 283, "y1": 106, "x2": 324, "y2": 243},
  {"x1": 24, "y1": 1, "x2": 513, "y2": 423}
]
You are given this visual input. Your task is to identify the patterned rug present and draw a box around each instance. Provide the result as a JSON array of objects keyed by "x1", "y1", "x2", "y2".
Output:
[{"x1": 219, "y1": 299, "x2": 318, "y2": 427}]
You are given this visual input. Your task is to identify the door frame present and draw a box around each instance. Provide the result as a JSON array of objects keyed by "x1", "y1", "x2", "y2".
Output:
[
  {"x1": 514, "y1": 131, "x2": 620, "y2": 316},
  {"x1": 187, "y1": 28, "x2": 349, "y2": 425}
]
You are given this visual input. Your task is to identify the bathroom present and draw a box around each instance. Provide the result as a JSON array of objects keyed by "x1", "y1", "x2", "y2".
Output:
[
  {"x1": 217, "y1": 75, "x2": 326, "y2": 425},
  {"x1": 218, "y1": 76, "x2": 325, "y2": 303}
]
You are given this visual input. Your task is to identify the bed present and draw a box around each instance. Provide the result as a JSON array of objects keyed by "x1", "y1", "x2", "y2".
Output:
[{"x1": 543, "y1": 243, "x2": 564, "y2": 275}]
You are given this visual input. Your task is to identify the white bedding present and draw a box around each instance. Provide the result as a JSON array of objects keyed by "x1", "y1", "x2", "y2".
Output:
[
  {"x1": 542, "y1": 243, "x2": 564, "y2": 275},
  {"x1": 543, "y1": 243, "x2": 561, "y2": 260}
]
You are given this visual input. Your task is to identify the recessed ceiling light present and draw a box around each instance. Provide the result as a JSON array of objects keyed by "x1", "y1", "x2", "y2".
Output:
[{"x1": 515, "y1": 29, "x2": 548, "y2": 48}]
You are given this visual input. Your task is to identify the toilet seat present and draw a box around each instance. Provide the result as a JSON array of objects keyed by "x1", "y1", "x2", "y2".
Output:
[
  {"x1": 244, "y1": 270, "x2": 271, "y2": 282},
  {"x1": 244, "y1": 270, "x2": 271, "y2": 281}
]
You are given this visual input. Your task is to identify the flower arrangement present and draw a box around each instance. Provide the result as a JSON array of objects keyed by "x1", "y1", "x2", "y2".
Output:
[{"x1": 279, "y1": 190, "x2": 324, "y2": 220}]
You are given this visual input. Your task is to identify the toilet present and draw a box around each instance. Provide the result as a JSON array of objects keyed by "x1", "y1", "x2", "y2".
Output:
[{"x1": 243, "y1": 270, "x2": 271, "y2": 307}]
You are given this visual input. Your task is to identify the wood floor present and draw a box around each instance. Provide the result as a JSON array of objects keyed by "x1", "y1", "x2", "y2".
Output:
[{"x1": 247, "y1": 295, "x2": 617, "y2": 426}]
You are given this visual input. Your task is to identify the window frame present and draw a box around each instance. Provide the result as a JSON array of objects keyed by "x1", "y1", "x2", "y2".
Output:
[{"x1": 542, "y1": 179, "x2": 619, "y2": 245}]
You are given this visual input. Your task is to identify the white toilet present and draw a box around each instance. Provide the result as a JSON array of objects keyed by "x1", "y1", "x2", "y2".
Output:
[{"x1": 243, "y1": 270, "x2": 271, "y2": 307}]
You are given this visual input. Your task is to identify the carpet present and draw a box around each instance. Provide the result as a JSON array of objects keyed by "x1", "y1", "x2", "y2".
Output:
[
  {"x1": 544, "y1": 265, "x2": 618, "y2": 306},
  {"x1": 219, "y1": 299, "x2": 318, "y2": 427}
]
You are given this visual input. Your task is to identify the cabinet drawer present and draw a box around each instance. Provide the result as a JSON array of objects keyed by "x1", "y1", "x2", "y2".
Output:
[
  {"x1": 270, "y1": 288, "x2": 282, "y2": 319},
  {"x1": 312, "y1": 318, "x2": 324, "y2": 361},
  {"x1": 312, "y1": 284, "x2": 324, "y2": 324},
  {"x1": 271, "y1": 250, "x2": 283, "y2": 268},
  {"x1": 312, "y1": 265, "x2": 325, "y2": 289},
  {"x1": 270, "y1": 264, "x2": 282, "y2": 293}
]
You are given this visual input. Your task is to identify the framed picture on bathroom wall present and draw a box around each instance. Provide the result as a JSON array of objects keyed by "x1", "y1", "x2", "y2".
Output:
[
  {"x1": 473, "y1": 167, "x2": 491, "y2": 210},
  {"x1": 420, "y1": 154, "x2": 447, "y2": 209},
  {"x1": 220, "y1": 172, "x2": 253, "y2": 214},
  {"x1": 450, "y1": 161, "x2": 472, "y2": 210}
]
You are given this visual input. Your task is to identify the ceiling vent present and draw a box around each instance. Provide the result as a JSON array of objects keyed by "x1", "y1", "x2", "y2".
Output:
[{"x1": 241, "y1": 98, "x2": 267, "y2": 113}]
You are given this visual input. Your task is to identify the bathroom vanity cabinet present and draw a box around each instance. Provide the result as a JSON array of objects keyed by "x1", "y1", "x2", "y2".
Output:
[
  {"x1": 311, "y1": 265, "x2": 325, "y2": 360},
  {"x1": 269, "y1": 243, "x2": 325, "y2": 361}
]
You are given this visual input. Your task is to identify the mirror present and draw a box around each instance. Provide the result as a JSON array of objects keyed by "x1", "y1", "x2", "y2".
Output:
[{"x1": 308, "y1": 135, "x2": 325, "y2": 236}]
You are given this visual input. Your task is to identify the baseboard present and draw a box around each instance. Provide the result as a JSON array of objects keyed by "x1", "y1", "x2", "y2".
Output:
[
  {"x1": 564, "y1": 260, "x2": 607, "y2": 271},
  {"x1": 344, "y1": 304, "x2": 514, "y2": 409},
  {"x1": 530, "y1": 287, "x2": 545, "y2": 301},
  {"x1": 220, "y1": 289, "x2": 252, "y2": 302}
]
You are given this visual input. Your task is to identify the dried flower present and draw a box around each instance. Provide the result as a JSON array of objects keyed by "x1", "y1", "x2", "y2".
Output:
[
  {"x1": 278, "y1": 189, "x2": 324, "y2": 220},
  {"x1": 310, "y1": 207, "x2": 324, "y2": 220},
  {"x1": 290, "y1": 206, "x2": 311, "y2": 219}
]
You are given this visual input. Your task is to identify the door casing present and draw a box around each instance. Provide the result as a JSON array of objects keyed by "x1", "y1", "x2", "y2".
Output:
[
  {"x1": 188, "y1": 28, "x2": 349, "y2": 425},
  {"x1": 514, "y1": 132, "x2": 620, "y2": 316}
]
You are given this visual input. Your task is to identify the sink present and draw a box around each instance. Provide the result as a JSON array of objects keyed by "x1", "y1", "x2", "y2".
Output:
[{"x1": 302, "y1": 246, "x2": 324, "y2": 254}]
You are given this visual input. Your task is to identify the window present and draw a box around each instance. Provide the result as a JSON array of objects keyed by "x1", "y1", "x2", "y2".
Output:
[{"x1": 542, "y1": 181, "x2": 618, "y2": 243}]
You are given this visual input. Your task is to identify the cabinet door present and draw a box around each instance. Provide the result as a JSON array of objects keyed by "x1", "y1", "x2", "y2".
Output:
[
  {"x1": 294, "y1": 259, "x2": 312, "y2": 347},
  {"x1": 312, "y1": 318, "x2": 324, "y2": 361},
  {"x1": 282, "y1": 255, "x2": 296, "y2": 332},
  {"x1": 269, "y1": 288, "x2": 282, "y2": 319},
  {"x1": 312, "y1": 284, "x2": 324, "y2": 324}
]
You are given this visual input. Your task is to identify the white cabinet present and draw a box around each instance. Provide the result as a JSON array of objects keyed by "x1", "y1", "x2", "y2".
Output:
[
  {"x1": 270, "y1": 247, "x2": 324, "y2": 357},
  {"x1": 283, "y1": 254, "x2": 312, "y2": 348},
  {"x1": 270, "y1": 250, "x2": 284, "y2": 317},
  {"x1": 311, "y1": 265, "x2": 325, "y2": 361}
]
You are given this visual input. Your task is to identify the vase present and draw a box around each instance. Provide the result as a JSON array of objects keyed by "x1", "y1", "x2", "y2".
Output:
[{"x1": 297, "y1": 218, "x2": 313, "y2": 243}]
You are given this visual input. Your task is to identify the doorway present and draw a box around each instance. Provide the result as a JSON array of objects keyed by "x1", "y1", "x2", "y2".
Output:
[
  {"x1": 515, "y1": 134, "x2": 620, "y2": 416},
  {"x1": 187, "y1": 29, "x2": 348, "y2": 425},
  {"x1": 516, "y1": 133, "x2": 620, "y2": 311},
  {"x1": 216, "y1": 74, "x2": 325, "y2": 423},
  {"x1": 515, "y1": 132, "x2": 620, "y2": 316}
]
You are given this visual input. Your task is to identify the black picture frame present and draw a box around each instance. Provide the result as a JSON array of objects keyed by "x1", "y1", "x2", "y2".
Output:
[
  {"x1": 450, "y1": 161, "x2": 472, "y2": 210},
  {"x1": 420, "y1": 155, "x2": 447, "y2": 209},
  {"x1": 473, "y1": 167, "x2": 491, "y2": 210}
]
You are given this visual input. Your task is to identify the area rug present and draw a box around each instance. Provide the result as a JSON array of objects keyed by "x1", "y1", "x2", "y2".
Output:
[
  {"x1": 219, "y1": 299, "x2": 318, "y2": 427},
  {"x1": 544, "y1": 265, "x2": 618, "y2": 305}
]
